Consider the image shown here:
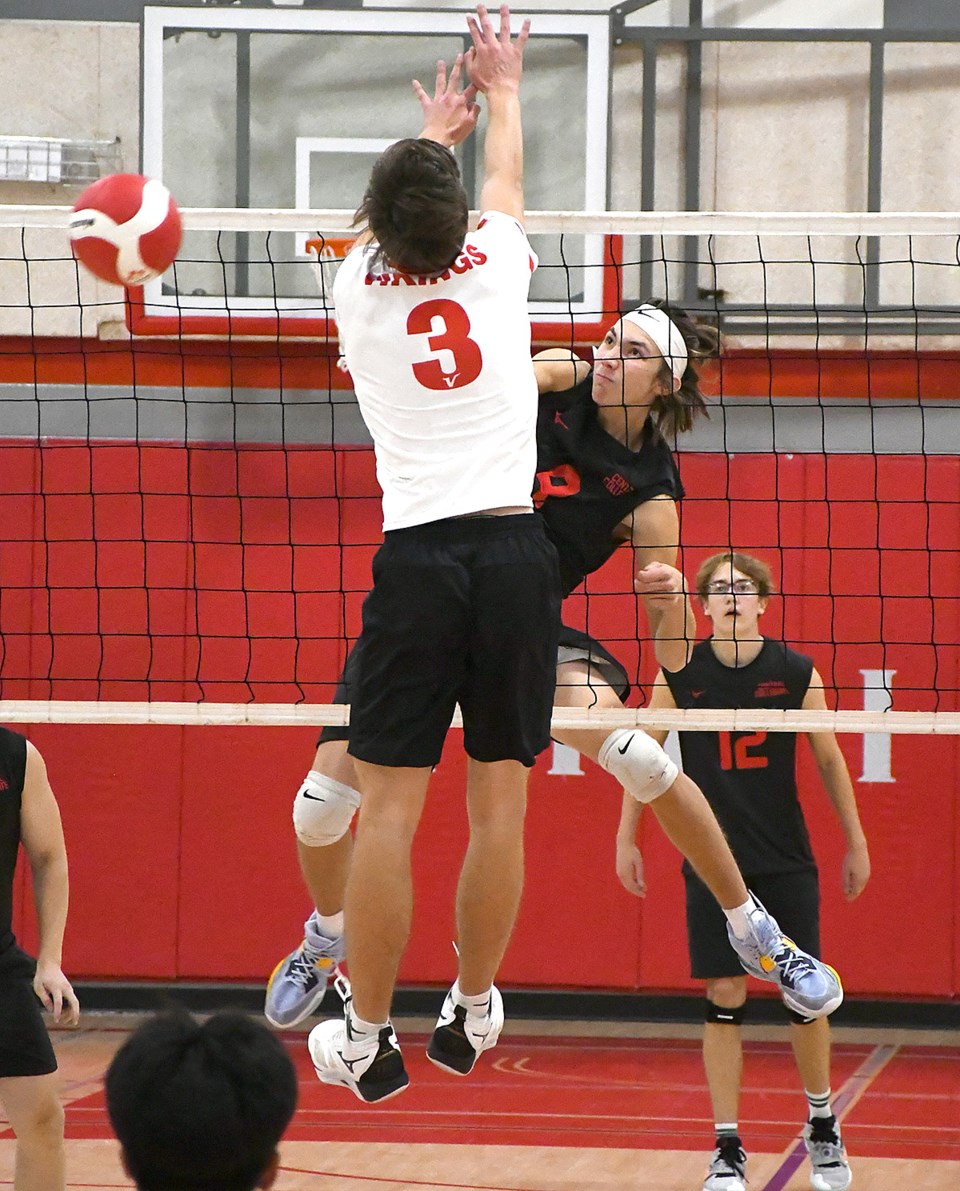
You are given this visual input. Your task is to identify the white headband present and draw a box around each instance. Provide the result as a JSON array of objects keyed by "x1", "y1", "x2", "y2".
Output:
[{"x1": 619, "y1": 305, "x2": 688, "y2": 386}]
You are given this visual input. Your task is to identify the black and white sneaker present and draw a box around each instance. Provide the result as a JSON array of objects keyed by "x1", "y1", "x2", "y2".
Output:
[
  {"x1": 804, "y1": 1116, "x2": 852, "y2": 1190},
  {"x1": 426, "y1": 982, "x2": 504, "y2": 1075},
  {"x1": 308, "y1": 1007, "x2": 408, "y2": 1104},
  {"x1": 702, "y1": 1137, "x2": 747, "y2": 1191}
]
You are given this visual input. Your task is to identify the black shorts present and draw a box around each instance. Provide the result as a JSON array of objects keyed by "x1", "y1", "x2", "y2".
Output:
[
  {"x1": 344, "y1": 513, "x2": 561, "y2": 769},
  {"x1": 556, "y1": 624, "x2": 630, "y2": 702},
  {"x1": 0, "y1": 944, "x2": 58, "y2": 1078},
  {"x1": 318, "y1": 620, "x2": 629, "y2": 752},
  {"x1": 684, "y1": 867, "x2": 821, "y2": 980}
]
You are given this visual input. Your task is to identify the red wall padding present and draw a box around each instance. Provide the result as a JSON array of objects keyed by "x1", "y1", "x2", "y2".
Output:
[{"x1": 4, "y1": 445, "x2": 960, "y2": 998}]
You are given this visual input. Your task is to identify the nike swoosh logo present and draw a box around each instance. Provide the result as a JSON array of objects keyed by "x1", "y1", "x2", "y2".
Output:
[
  {"x1": 617, "y1": 736, "x2": 633, "y2": 755},
  {"x1": 302, "y1": 792, "x2": 327, "y2": 801}
]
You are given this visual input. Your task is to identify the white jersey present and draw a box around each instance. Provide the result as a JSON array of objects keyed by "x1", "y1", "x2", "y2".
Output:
[{"x1": 333, "y1": 211, "x2": 539, "y2": 531}]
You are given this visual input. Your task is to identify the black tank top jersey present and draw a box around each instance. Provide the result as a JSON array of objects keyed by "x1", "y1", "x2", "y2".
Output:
[
  {"x1": 664, "y1": 639, "x2": 817, "y2": 875},
  {"x1": 534, "y1": 374, "x2": 684, "y2": 597},
  {"x1": 0, "y1": 727, "x2": 27, "y2": 955}
]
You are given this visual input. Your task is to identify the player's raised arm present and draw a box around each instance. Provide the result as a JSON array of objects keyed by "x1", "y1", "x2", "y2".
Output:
[
  {"x1": 413, "y1": 54, "x2": 480, "y2": 149},
  {"x1": 533, "y1": 348, "x2": 591, "y2": 394},
  {"x1": 466, "y1": 4, "x2": 530, "y2": 221}
]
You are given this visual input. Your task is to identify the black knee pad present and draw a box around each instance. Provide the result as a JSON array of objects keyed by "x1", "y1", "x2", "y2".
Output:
[{"x1": 705, "y1": 998, "x2": 746, "y2": 1025}]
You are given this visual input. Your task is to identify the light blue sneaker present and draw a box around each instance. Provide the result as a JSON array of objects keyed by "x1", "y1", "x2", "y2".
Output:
[
  {"x1": 727, "y1": 894, "x2": 843, "y2": 1020},
  {"x1": 264, "y1": 910, "x2": 346, "y2": 1029}
]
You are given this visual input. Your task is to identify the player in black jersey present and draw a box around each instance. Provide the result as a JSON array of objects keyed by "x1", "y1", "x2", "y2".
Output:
[
  {"x1": 617, "y1": 551, "x2": 870, "y2": 1191},
  {"x1": 268, "y1": 306, "x2": 843, "y2": 1053},
  {"x1": 0, "y1": 727, "x2": 79, "y2": 1191}
]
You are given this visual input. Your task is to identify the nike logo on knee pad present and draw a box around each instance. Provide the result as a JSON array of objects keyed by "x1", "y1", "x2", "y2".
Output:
[{"x1": 617, "y1": 735, "x2": 633, "y2": 755}]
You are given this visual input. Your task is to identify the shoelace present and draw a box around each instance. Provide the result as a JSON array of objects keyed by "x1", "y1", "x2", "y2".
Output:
[
  {"x1": 769, "y1": 943, "x2": 820, "y2": 986},
  {"x1": 286, "y1": 947, "x2": 323, "y2": 989},
  {"x1": 808, "y1": 1122, "x2": 843, "y2": 1153},
  {"x1": 710, "y1": 1141, "x2": 746, "y2": 1178}
]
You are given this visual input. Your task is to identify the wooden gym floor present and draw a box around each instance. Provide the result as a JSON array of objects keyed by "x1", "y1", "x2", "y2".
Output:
[{"x1": 1, "y1": 1013, "x2": 958, "y2": 1190}]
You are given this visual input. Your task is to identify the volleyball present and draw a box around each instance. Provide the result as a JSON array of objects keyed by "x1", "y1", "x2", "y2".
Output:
[{"x1": 69, "y1": 173, "x2": 182, "y2": 286}]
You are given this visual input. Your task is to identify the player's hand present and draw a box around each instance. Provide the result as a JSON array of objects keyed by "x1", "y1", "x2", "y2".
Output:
[
  {"x1": 414, "y1": 54, "x2": 480, "y2": 147},
  {"x1": 634, "y1": 560, "x2": 686, "y2": 600},
  {"x1": 465, "y1": 4, "x2": 530, "y2": 95},
  {"x1": 842, "y1": 840, "x2": 871, "y2": 901},
  {"x1": 34, "y1": 960, "x2": 80, "y2": 1026},
  {"x1": 616, "y1": 839, "x2": 647, "y2": 897}
]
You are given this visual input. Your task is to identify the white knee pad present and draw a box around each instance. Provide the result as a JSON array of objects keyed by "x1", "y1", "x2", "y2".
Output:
[
  {"x1": 598, "y1": 729, "x2": 678, "y2": 804},
  {"x1": 292, "y1": 771, "x2": 361, "y2": 847}
]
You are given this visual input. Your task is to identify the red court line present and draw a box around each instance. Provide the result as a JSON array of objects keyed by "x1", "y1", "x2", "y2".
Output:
[{"x1": 52, "y1": 1033, "x2": 960, "y2": 1161}]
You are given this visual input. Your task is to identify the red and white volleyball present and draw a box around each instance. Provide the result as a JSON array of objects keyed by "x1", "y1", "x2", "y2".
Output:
[{"x1": 69, "y1": 173, "x2": 182, "y2": 287}]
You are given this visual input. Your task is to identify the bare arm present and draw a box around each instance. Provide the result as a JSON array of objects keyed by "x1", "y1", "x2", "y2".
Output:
[
  {"x1": 802, "y1": 670, "x2": 871, "y2": 902},
  {"x1": 614, "y1": 676, "x2": 677, "y2": 895},
  {"x1": 615, "y1": 793, "x2": 645, "y2": 896},
  {"x1": 533, "y1": 348, "x2": 591, "y2": 394},
  {"x1": 626, "y1": 498, "x2": 697, "y2": 672},
  {"x1": 466, "y1": 4, "x2": 530, "y2": 221},
  {"x1": 20, "y1": 742, "x2": 80, "y2": 1024}
]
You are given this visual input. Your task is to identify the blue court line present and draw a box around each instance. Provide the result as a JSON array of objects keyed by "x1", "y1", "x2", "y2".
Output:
[{"x1": 759, "y1": 1042, "x2": 899, "y2": 1191}]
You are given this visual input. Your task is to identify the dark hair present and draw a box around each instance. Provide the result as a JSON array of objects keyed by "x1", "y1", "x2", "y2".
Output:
[
  {"x1": 105, "y1": 1011, "x2": 298, "y2": 1191},
  {"x1": 643, "y1": 300, "x2": 718, "y2": 439},
  {"x1": 354, "y1": 138, "x2": 468, "y2": 275},
  {"x1": 695, "y1": 551, "x2": 774, "y2": 599}
]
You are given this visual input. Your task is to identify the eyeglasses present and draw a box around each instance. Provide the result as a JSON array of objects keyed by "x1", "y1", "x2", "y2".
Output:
[{"x1": 704, "y1": 580, "x2": 759, "y2": 596}]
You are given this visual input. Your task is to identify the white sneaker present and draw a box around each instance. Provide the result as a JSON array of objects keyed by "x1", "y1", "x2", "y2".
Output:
[
  {"x1": 804, "y1": 1116, "x2": 852, "y2": 1190},
  {"x1": 702, "y1": 1137, "x2": 747, "y2": 1191},
  {"x1": 308, "y1": 1008, "x2": 408, "y2": 1104},
  {"x1": 426, "y1": 982, "x2": 504, "y2": 1075}
]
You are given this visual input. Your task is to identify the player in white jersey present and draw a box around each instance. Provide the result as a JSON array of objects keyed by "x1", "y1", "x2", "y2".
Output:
[
  {"x1": 333, "y1": 212, "x2": 539, "y2": 531},
  {"x1": 307, "y1": 6, "x2": 562, "y2": 1104}
]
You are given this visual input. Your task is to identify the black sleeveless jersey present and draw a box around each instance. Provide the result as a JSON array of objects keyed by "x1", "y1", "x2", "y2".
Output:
[
  {"x1": 533, "y1": 375, "x2": 684, "y2": 597},
  {"x1": 664, "y1": 639, "x2": 817, "y2": 875},
  {"x1": 0, "y1": 727, "x2": 27, "y2": 955}
]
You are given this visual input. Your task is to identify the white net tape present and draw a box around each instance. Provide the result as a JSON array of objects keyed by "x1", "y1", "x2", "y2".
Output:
[{"x1": 0, "y1": 701, "x2": 957, "y2": 734}]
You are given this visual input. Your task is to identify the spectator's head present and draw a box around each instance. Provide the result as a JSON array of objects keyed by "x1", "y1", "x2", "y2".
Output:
[
  {"x1": 105, "y1": 1011, "x2": 297, "y2": 1191},
  {"x1": 354, "y1": 138, "x2": 468, "y2": 275}
]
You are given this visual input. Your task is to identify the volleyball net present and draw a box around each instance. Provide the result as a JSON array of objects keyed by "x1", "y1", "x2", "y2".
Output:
[{"x1": 1, "y1": 206, "x2": 959, "y2": 734}]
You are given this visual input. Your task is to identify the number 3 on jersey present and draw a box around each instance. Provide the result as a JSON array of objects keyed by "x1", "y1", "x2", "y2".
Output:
[{"x1": 407, "y1": 299, "x2": 483, "y2": 390}]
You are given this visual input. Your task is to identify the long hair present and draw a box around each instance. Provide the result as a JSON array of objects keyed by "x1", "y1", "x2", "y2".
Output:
[
  {"x1": 353, "y1": 138, "x2": 468, "y2": 275},
  {"x1": 644, "y1": 300, "x2": 718, "y2": 439}
]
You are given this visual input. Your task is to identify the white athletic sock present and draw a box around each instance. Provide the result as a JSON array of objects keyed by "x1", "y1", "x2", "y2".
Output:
[
  {"x1": 724, "y1": 895, "x2": 760, "y2": 941},
  {"x1": 347, "y1": 1006, "x2": 387, "y2": 1038},
  {"x1": 452, "y1": 980, "x2": 494, "y2": 1017},
  {"x1": 805, "y1": 1088, "x2": 833, "y2": 1119},
  {"x1": 316, "y1": 910, "x2": 344, "y2": 937}
]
